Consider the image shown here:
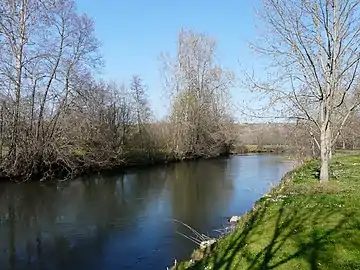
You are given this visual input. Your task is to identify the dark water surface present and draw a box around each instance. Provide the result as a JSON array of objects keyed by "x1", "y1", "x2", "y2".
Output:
[{"x1": 0, "y1": 155, "x2": 294, "y2": 270}]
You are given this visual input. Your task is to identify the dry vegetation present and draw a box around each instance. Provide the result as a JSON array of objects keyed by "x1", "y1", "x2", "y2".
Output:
[{"x1": 0, "y1": 1, "x2": 235, "y2": 181}]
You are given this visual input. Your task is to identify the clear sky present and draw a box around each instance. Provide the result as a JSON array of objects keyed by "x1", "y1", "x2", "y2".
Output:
[{"x1": 75, "y1": 0, "x2": 261, "y2": 120}]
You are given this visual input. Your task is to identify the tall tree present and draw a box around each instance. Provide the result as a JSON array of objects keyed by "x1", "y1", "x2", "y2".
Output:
[
  {"x1": 130, "y1": 75, "x2": 151, "y2": 135},
  {"x1": 0, "y1": 0, "x2": 100, "y2": 179},
  {"x1": 161, "y1": 29, "x2": 235, "y2": 157},
  {"x1": 250, "y1": 0, "x2": 360, "y2": 182}
]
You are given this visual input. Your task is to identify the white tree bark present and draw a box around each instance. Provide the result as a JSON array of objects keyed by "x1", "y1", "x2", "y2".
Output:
[{"x1": 320, "y1": 129, "x2": 329, "y2": 182}]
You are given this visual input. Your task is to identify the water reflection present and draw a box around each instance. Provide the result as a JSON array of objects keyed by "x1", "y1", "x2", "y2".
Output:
[{"x1": 0, "y1": 155, "x2": 294, "y2": 270}]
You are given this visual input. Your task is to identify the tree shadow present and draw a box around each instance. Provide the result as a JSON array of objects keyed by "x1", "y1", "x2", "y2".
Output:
[{"x1": 189, "y1": 195, "x2": 359, "y2": 269}]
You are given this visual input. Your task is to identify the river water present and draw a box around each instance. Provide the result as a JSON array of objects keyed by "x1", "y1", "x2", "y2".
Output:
[{"x1": 0, "y1": 154, "x2": 294, "y2": 270}]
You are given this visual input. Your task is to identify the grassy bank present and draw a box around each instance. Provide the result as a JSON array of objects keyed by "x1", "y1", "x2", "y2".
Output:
[
  {"x1": 233, "y1": 144, "x2": 288, "y2": 154},
  {"x1": 175, "y1": 155, "x2": 360, "y2": 269}
]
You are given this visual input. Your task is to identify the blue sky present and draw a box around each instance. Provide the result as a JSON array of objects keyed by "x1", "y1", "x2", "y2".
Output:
[{"x1": 76, "y1": 0, "x2": 261, "y2": 120}]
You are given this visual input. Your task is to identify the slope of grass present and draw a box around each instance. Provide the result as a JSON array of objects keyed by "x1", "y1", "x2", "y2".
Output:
[{"x1": 175, "y1": 155, "x2": 360, "y2": 270}]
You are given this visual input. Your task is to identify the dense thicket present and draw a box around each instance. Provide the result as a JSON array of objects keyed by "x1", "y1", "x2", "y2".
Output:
[{"x1": 0, "y1": 1, "x2": 235, "y2": 181}]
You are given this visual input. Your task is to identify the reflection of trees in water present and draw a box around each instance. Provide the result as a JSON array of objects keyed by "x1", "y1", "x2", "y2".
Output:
[
  {"x1": 168, "y1": 159, "x2": 234, "y2": 231},
  {"x1": 0, "y1": 169, "x2": 169, "y2": 270},
  {"x1": 0, "y1": 182, "x2": 97, "y2": 269},
  {"x1": 0, "y1": 158, "x2": 289, "y2": 269}
]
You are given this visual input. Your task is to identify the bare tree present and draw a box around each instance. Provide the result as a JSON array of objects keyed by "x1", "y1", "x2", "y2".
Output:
[
  {"x1": 0, "y1": 0, "x2": 37, "y2": 158},
  {"x1": 0, "y1": 0, "x2": 101, "y2": 180},
  {"x1": 161, "y1": 29, "x2": 235, "y2": 158},
  {"x1": 0, "y1": 4, "x2": 238, "y2": 181},
  {"x1": 130, "y1": 76, "x2": 151, "y2": 134},
  {"x1": 250, "y1": 0, "x2": 360, "y2": 182}
]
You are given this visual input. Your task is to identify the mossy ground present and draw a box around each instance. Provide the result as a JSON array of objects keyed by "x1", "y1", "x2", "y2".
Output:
[{"x1": 175, "y1": 155, "x2": 360, "y2": 269}]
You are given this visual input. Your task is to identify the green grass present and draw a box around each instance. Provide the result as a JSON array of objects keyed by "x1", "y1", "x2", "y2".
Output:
[
  {"x1": 175, "y1": 155, "x2": 360, "y2": 270},
  {"x1": 335, "y1": 149, "x2": 360, "y2": 156}
]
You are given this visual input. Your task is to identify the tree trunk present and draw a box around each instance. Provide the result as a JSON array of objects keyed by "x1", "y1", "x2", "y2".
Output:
[
  {"x1": 353, "y1": 135, "x2": 356, "y2": 150},
  {"x1": 0, "y1": 103, "x2": 3, "y2": 161},
  {"x1": 320, "y1": 126, "x2": 330, "y2": 183},
  {"x1": 11, "y1": 0, "x2": 27, "y2": 156},
  {"x1": 312, "y1": 140, "x2": 316, "y2": 157},
  {"x1": 327, "y1": 126, "x2": 333, "y2": 159}
]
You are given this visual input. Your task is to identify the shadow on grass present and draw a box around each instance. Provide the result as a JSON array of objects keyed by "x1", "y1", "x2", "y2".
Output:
[{"x1": 188, "y1": 195, "x2": 359, "y2": 270}]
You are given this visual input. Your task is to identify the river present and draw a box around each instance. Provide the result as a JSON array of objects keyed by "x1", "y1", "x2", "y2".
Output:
[{"x1": 0, "y1": 154, "x2": 294, "y2": 270}]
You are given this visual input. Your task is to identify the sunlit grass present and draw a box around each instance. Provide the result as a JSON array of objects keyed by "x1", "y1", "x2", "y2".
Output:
[{"x1": 175, "y1": 155, "x2": 360, "y2": 269}]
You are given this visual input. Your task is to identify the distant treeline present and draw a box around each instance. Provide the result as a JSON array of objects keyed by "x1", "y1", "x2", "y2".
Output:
[{"x1": 234, "y1": 122, "x2": 360, "y2": 156}]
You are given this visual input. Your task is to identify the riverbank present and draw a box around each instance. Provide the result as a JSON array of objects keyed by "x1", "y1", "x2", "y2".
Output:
[
  {"x1": 174, "y1": 155, "x2": 360, "y2": 269},
  {"x1": 233, "y1": 144, "x2": 288, "y2": 154},
  {"x1": 0, "y1": 149, "x2": 231, "y2": 183}
]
